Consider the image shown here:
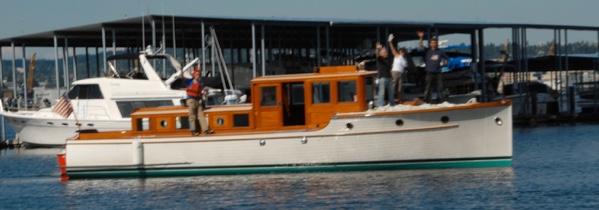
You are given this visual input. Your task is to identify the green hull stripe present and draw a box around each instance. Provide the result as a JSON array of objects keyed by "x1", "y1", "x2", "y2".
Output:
[{"x1": 67, "y1": 158, "x2": 512, "y2": 179}]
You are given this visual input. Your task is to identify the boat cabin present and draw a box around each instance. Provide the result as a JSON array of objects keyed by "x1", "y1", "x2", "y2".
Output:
[{"x1": 78, "y1": 66, "x2": 376, "y2": 139}]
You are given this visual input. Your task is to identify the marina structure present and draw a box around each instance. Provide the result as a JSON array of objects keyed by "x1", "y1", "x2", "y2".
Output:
[{"x1": 1, "y1": 15, "x2": 599, "y2": 146}]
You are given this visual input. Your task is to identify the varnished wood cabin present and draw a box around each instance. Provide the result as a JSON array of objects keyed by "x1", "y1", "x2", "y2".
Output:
[{"x1": 78, "y1": 66, "x2": 376, "y2": 139}]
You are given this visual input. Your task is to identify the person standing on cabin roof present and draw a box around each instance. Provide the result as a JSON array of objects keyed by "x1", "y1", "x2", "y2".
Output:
[
  {"x1": 418, "y1": 31, "x2": 448, "y2": 103},
  {"x1": 186, "y1": 66, "x2": 212, "y2": 136},
  {"x1": 388, "y1": 34, "x2": 408, "y2": 104},
  {"x1": 375, "y1": 40, "x2": 395, "y2": 107}
]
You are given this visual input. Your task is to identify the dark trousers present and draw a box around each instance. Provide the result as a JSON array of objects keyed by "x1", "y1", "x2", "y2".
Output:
[{"x1": 424, "y1": 72, "x2": 444, "y2": 103}]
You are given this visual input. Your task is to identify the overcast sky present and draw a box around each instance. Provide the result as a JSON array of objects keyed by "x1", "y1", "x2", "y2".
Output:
[{"x1": 1, "y1": 0, "x2": 598, "y2": 57}]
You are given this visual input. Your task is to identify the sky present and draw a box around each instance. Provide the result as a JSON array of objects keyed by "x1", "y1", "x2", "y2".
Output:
[{"x1": 1, "y1": 0, "x2": 599, "y2": 57}]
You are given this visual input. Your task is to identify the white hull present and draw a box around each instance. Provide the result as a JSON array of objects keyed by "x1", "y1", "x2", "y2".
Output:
[
  {"x1": 65, "y1": 103, "x2": 512, "y2": 178},
  {"x1": 4, "y1": 112, "x2": 129, "y2": 146}
]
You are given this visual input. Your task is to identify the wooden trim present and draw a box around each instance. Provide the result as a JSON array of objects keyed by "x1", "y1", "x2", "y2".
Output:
[{"x1": 72, "y1": 123, "x2": 458, "y2": 144}]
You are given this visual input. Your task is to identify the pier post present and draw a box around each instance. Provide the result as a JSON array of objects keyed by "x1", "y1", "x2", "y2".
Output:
[
  {"x1": 112, "y1": 30, "x2": 117, "y2": 71},
  {"x1": 172, "y1": 16, "x2": 176, "y2": 59},
  {"x1": 261, "y1": 25, "x2": 266, "y2": 76},
  {"x1": 142, "y1": 16, "x2": 145, "y2": 49},
  {"x1": 201, "y1": 21, "x2": 206, "y2": 75},
  {"x1": 63, "y1": 38, "x2": 70, "y2": 90},
  {"x1": 10, "y1": 42, "x2": 17, "y2": 103},
  {"x1": 0, "y1": 47, "x2": 5, "y2": 143},
  {"x1": 151, "y1": 18, "x2": 156, "y2": 49},
  {"x1": 477, "y1": 29, "x2": 486, "y2": 102},
  {"x1": 72, "y1": 47, "x2": 77, "y2": 81},
  {"x1": 21, "y1": 45, "x2": 27, "y2": 109},
  {"x1": 95, "y1": 47, "x2": 100, "y2": 77},
  {"x1": 316, "y1": 26, "x2": 321, "y2": 67},
  {"x1": 326, "y1": 25, "x2": 330, "y2": 65},
  {"x1": 102, "y1": 27, "x2": 107, "y2": 75},
  {"x1": 53, "y1": 35, "x2": 60, "y2": 96},
  {"x1": 252, "y1": 23, "x2": 257, "y2": 78},
  {"x1": 85, "y1": 47, "x2": 90, "y2": 78}
]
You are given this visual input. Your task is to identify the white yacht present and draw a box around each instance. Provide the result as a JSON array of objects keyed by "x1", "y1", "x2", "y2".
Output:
[{"x1": 0, "y1": 50, "x2": 193, "y2": 146}]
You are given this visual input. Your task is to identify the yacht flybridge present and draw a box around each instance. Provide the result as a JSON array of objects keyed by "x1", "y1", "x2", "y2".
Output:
[
  {"x1": 0, "y1": 49, "x2": 195, "y2": 146},
  {"x1": 60, "y1": 65, "x2": 513, "y2": 179}
]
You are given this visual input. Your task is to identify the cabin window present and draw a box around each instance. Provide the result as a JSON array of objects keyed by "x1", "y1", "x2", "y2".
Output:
[
  {"x1": 337, "y1": 80, "x2": 357, "y2": 102},
  {"x1": 116, "y1": 100, "x2": 174, "y2": 118},
  {"x1": 67, "y1": 84, "x2": 104, "y2": 99},
  {"x1": 233, "y1": 114, "x2": 250, "y2": 127},
  {"x1": 260, "y1": 86, "x2": 277, "y2": 106},
  {"x1": 216, "y1": 117, "x2": 225, "y2": 126},
  {"x1": 312, "y1": 82, "x2": 330, "y2": 104},
  {"x1": 365, "y1": 77, "x2": 375, "y2": 101},
  {"x1": 176, "y1": 116, "x2": 189, "y2": 129},
  {"x1": 159, "y1": 120, "x2": 168, "y2": 128},
  {"x1": 136, "y1": 118, "x2": 149, "y2": 131}
]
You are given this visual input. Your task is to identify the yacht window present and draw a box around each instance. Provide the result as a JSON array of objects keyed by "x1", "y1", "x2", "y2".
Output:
[
  {"x1": 233, "y1": 114, "x2": 249, "y2": 127},
  {"x1": 67, "y1": 86, "x2": 80, "y2": 99},
  {"x1": 117, "y1": 100, "x2": 174, "y2": 118},
  {"x1": 337, "y1": 80, "x2": 357, "y2": 102},
  {"x1": 136, "y1": 118, "x2": 149, "y2": 131},
  {"x1": 176, "y1": 116, "x2": 189, "y2": 129},
  {"x1": 260, "y1": 86, "x2": 277, "y2": 106},
  {"x1": 312, "y1": 82, "x2": 330, "y2": 104},
  {"x1": 67, "y1": 85, "x2": 103, "y2": 99}
]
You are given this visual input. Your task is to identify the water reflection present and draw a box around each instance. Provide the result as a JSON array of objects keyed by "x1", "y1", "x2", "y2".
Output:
[{"x1": 63, "y1": 167, "x2": 515, "y2": 208}]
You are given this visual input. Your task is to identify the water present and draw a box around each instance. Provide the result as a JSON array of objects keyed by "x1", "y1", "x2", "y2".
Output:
[{"x1": 1, "y1": 124, "x2": 599, "y2": 209}]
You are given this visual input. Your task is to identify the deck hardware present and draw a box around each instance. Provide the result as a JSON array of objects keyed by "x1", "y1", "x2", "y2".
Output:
[{"x1": 301, "y1": 136, "x2": 308, "y2": 144}]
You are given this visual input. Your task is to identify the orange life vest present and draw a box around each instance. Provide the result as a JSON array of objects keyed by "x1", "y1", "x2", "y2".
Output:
[{"x1": 186, "y1": 80, "x2": 202, "y2": 97}]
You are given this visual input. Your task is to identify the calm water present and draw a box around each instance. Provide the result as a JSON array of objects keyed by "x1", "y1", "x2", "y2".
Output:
[{"x1": 1, "y1": 124, "x2": 599, "y2": 209}]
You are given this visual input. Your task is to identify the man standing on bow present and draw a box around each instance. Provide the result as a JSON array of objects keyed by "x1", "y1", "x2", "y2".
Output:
[
  {"x1": 418, "y1": 31, "x2": 448, "y2": 103},
  {"x1": 186, "y1": 66, "x2": 212, "y2": 136}
]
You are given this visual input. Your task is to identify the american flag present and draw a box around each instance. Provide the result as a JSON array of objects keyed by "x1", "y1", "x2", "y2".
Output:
[{"x1": 52, "y1": 96, "x2": 73, "y2": 118}]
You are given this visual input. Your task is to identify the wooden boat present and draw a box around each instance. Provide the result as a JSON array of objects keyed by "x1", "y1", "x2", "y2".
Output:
[{"x1": 59, "y1": 66, "x2": 512, "y2": 179}]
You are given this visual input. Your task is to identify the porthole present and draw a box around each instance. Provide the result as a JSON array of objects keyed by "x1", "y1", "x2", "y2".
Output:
[
  {"x1": 216, "y1": 117, "x2": 225, "y2": 126},
  {"x1": 87, "y1": 123, "x2": 94, "y2": 127},
  {"x1": 62, "y1": 122, "x2": 68, "y2": 126},
  {"x1": 395, "y1": 119, "x2": 404, "y2": 126},
  {"x1": 259, "y1": 139, "x2": 266, "y2": 146},
  {"x1": 441, "y1": 116, "x2": 450, "y2": 124},
  {"x1": 346, "y1": 123, "x2": 354, "y2": 130},
  {"x1": 46, "y1": 122, "x2": 54, "y2": 125},
  {"x1": 495, "y1": 117, "x2": 503, "y2": 126},
  {"x1": 160, "y1": 120, "x2": 168, "y2": 128}
]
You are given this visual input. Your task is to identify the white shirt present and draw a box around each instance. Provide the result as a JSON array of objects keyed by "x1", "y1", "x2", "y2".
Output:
[{"x1": 391, "y1": 55, "x2": 407, "y2": 73}]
